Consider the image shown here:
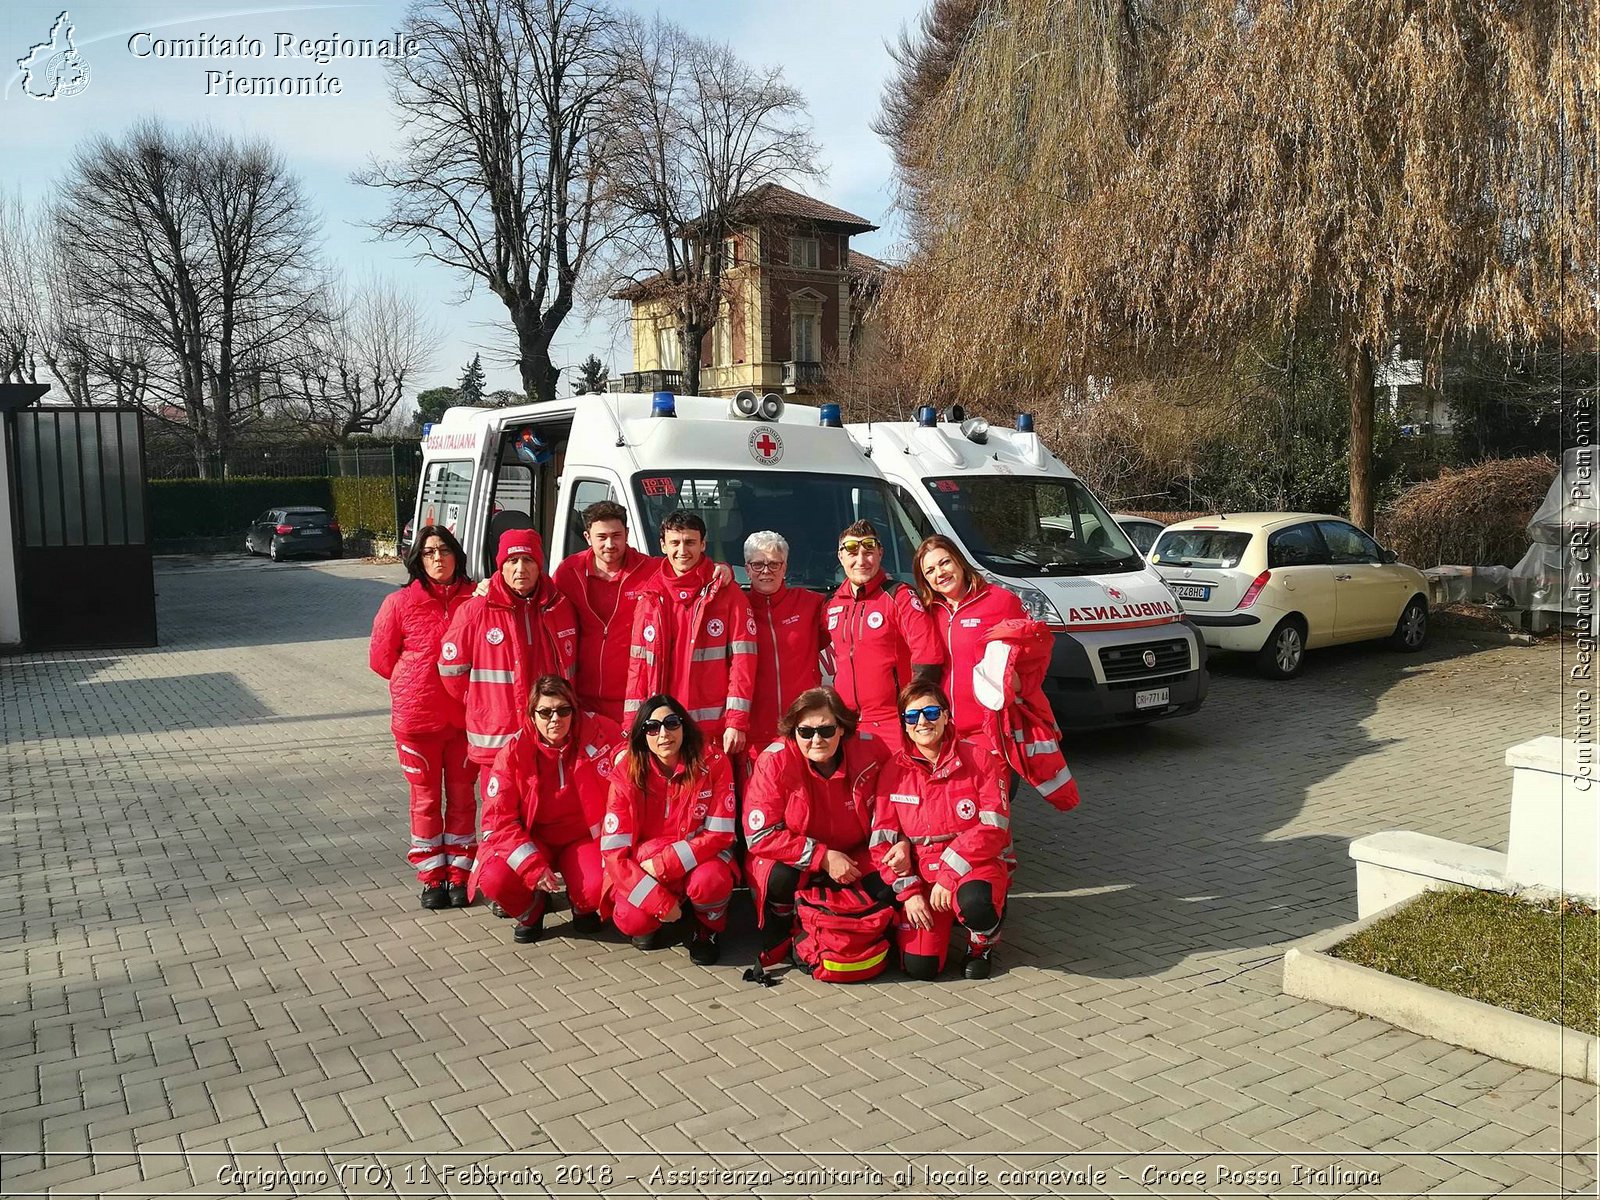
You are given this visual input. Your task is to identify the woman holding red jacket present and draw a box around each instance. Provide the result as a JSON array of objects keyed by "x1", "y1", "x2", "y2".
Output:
[
  {"x1": 743, "y1": 687, "x2": 892, "y2": 969},
  {"x1": 369, "y1": 524, "x2": 477, "y2": 910},
  {"x1": 872, "y1": 681, "x2": 1015, "y2": 980},
  {"x1": 602, "y1": 697, "x2": 739, "y2": 966},
  {"x1": 914, "y1": 535, "x2": 1026, "y2": 756},
  {"x1": 477, "y1": 675, "x2": 623, "y2": 944}
]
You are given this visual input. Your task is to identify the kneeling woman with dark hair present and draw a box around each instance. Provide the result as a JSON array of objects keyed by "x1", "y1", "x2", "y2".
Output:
[
  {"x1": 743, "y1": 687, "x2": 894, "y2": 968},
  {"x1": 602, "y1": 696, "x2": 739, "y2": 965},
  {"x1": 476, "y1": 675, "x2": 623, "y2": 944},
  {"x1": 872, "y1": 681, "x2": 1014, "y2": 979}
]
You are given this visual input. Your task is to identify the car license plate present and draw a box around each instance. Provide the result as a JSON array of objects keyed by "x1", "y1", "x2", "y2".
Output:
[
  {"x1": 1171, "y1": 583, "x2": 1210, "y2": 601},
  {"x1": 1135, "y1": 687, "x2": 1170, "y2": 710}
]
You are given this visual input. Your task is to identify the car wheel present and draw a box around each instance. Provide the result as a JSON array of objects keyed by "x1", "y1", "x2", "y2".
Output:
[
  {"x1": 244, "y1": 539, "x2": 254, "y2": 556},
  {"x1": 1256, "y1": 617, "x2": 1307, "y2": 680},
  {"x1": 1389, "y1": 597, "x2": 1428, "y2": 651},
  {"x1": 269, "y1": 539, "x2": 281, "y2": 563}
]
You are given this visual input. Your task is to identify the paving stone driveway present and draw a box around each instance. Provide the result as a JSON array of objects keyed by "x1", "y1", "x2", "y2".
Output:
[{"x1": 2, "y1": 557, "x2": 1594, "y2": 1198}]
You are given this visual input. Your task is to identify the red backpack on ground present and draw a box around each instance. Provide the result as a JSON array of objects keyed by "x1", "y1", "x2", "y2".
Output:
[{"x1": 791, "y1": 881, "x2": 894, "y2": 983}]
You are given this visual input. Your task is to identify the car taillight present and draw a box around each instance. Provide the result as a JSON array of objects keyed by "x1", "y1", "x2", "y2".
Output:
[
  {"x1": 327, "y1": 521, "x2": 341, "y2": 533},
  {"x1": 274, "y1": 524, "x2": 293, "y2": 534},
  {"x1": 1239, "y1": 570, "x2": 1272, "y2": 608}
]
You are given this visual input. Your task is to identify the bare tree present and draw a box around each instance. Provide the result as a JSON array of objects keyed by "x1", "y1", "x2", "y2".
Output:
[
  {"x1": 360, "y1": 0, "x2": 618, "y2": 404},
  {"x1": 608, "y1": 19, "x2": 821, "y2": 396},
  {"x1": 54, "y1": 120, "x2": 321, "y2": 472},
  {"x1": 271, "y1": 279, "x2": 437, "y2": 443}
]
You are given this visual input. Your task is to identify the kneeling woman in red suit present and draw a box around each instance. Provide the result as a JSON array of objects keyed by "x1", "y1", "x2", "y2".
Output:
[
  {"x1": 872, "y1": 682, "x2": 1014, "y2": 979},
  {"x1": 602, "y1": 696, "x2": 738, "y2": 965},
  {"x1": 476, "y1": 675, "x2": 621, "y2": 944}
]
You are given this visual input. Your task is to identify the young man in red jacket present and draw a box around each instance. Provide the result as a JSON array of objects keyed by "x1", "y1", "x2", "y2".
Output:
[
  {"x1": 439, "y1": 530, "x2": 579, "y2": 803},
  {"x1": 624, "y1": 513, "x2": 757, "y2": 758},
  {"x1": 743, "y1": 530, "x2": 829, "y2": 760},
  {"x1": 826, "y1": 519, "x2": 946, "y2": 742}
]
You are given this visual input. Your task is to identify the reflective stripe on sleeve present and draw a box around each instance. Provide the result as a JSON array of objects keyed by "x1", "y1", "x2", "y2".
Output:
[
  {"x1": 506, "y1": 842, "x2": 538, "y2": 873},
  {"x1": 978, "y1": 811, "x2": 1010, "y2": 830},
  {"x1": 869, "y1": 829, "x2": 898, "y2": 847},
  {"x1": 630, "y1": 646, "x2": 656, "y2": 665},
  {"x1": 672, "y1": 840, "x2": 696, "y2": 873},
  {"x1": 438, "y1": 663, "x2": 469, "y2": 676},
  {"x1": 689, "y1": 706, "x2": 723, "y2": 722},
  {"x1": 794, "y1": 837, "x2": 817, "y2": 869},
  {"x1": 941, "y1": 847, "x2": 972, "y2": 875},
  {"x1": 600, "y1": 834, "x2": 632, "y2": 851},
  {"x1": 910, "y1": 833, "x2": 955, "y2": 846},
  {"x1": 691, "y1": 645, "x2": 728, "y2": 662},
  {"x1": 626, "y1": 876, "x2": 658, "y2": 907},
  {"x1": 1023, "y1": 739, "x2": 1060, "y2": 757},
  {"x1": 469, "y1": 669, "x2": 515, "y2": 684},
  {"x1": 892, "y1": 875, "x2": 919, "y2": 894},
  {"x1": 466, "y1": 730, "x2": 514, "y2": 749},
  {"x1": 706, "y1": 816, "x2": 736, "y2": 833},
  {"x1": 1038, "y1": 763, "x2": 1075, "y2": 795},
  {"x1": 729, "y1": 640, "x2": 757, "y2": 654},
  {"x1": 746, "y1": 824, "x2": 777, "y2": 849},
  {"x1": 724, "y1": 697, "x2": 751, "y2": 713}
]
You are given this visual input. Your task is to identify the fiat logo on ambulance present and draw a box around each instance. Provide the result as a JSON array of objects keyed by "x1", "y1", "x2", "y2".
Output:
[{"x1": 747, "y1": 425, "x2": 784, "y2": 465}]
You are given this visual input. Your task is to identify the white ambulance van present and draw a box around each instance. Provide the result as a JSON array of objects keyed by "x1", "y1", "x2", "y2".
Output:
[
  {"x1": 846, "y1": 408, "x2": 1209, "y2": 729},
  {"x1": 413, "y1": 391, "x2": 926, "y2": 595}
]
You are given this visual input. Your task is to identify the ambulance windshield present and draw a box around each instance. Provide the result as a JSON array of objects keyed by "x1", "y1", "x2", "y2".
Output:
[
  {"x1": 922, "y1": 475, "x2": 1143, "y2": 576},
  {"x1": 632, "y1": 470, "x2": 920, "y2": 593}
]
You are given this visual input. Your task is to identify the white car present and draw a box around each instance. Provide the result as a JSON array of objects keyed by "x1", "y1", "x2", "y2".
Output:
[
  {"x1": 1112, "y1": 514, "x2": 1167, "y2": 557},
  {"x1": 1148, "y1": 513, "x2": 1429, "y2": 678}
]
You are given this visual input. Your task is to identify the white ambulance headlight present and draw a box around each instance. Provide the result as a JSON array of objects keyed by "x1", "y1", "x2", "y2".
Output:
[
  {"x1": 732, "y1": 389, "x2": 759, "y2": 418},
  {"x1": 758, "y1": 393, "x2": 784, "y2": 421}
]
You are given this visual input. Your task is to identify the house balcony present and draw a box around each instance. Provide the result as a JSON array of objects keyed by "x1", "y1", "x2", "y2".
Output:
[
  {"x1": 607, "y1": 369, "x2": 684, "y2": 394},
  {"x1": 781, "y1": 361, "x2": 825, "y2": 390}
]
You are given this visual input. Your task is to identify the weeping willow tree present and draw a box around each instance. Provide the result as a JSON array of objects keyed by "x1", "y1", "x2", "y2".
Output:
[{"x1": 883, "y1": 0, "x2": 1596, "y2": 530}]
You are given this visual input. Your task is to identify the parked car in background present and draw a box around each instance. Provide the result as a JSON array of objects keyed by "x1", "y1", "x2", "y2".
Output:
[
  {"x1": 244, "y1": 507, "x2": 343, "y2": 562},
  {"x1": 1112, "y1": 513, "x2": 1167, "y2": 557},
  {"x1": 1148, "y1": 513, "x2": 1428, "y2": 679}
]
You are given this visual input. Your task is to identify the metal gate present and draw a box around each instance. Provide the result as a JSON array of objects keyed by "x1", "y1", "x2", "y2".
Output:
[{"x1": 7, "y1": 408, "x2": 155, "y2": 649}]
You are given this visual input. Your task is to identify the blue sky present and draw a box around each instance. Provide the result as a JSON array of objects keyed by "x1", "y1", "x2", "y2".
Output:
[{"x1": 2, "y1": 0, "x2": 926, "y2": 401}]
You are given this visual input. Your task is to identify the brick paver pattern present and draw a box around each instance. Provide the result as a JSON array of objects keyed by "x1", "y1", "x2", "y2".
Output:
[{"x1": 1, "y1": 558, "x2": 1594, "y2": 1198}]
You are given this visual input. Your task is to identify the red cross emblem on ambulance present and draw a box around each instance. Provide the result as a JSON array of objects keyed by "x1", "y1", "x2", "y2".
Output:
[
  {"x1": 1106, "y1": 586, "x2": 1125, "y2": 601},
  {"x1": 747, "y1": 425, "x2": 784, "y2": 465}
]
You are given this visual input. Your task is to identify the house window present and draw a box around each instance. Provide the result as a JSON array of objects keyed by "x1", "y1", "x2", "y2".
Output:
[
  {"x1": 714, "y1": 301, "x2": 732, "y2": 368},
  {"x1": 722, "y1": 238, "x2": 737, "y2": 268},
  {"x1": 656, "y1": 326, "x2": 681, "y2": 371},
  {"x1": 791, "y1": 309, "x2": 820, "y2": 362},
  {"x1": 788, "y1": 236, "x2": 819, "y2": 269}
]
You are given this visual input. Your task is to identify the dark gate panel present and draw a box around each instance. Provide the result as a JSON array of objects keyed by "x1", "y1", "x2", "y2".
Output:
[{"x1": 10, "y1": 408, "x2": 156, "y2": 649}]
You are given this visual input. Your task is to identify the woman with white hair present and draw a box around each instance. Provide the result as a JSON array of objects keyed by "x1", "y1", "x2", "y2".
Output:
[{"x1": 743, "y1": 530, "x2": 830, "y2": 761}]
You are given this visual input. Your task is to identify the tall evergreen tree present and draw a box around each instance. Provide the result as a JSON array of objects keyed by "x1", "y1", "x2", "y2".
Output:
[
  {"x1": 457, "y1": 353, "x2": 486, "y2": 406},
  {"x1": 573, "y1": 354, "x2": 609, "y2": 395}
]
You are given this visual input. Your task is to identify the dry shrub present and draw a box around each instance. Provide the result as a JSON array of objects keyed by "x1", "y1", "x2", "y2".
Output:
[{"x1": 1379, "y1": 456, "x2": 1557, "y2": 569}]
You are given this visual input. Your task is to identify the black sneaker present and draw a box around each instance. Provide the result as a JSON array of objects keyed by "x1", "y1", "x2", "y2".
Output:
[
  {"x1": 420, "y1": 884, "x2": 450, "y2": 910},
  {"x1": 630, "y1": 930, "x2": 662, "y2": 951},
  {"x1": 688, "y1": 928, "x2": 721, "y2": 966},
  {"x1": 963, "y1": 950, "x2": 993, "y2": 980},
  {"x1": 448, "y1": 883, "x2": 471, "y2": 908},
  {"x1": 570, "y1": 911, "x2": 603, "y2": 935},
  {"x1": 513, "y1": 915, "x2": 545, "y2": 944},
  {"x1": 488, "y1": 901, "x2": 508, "y2": 918}
]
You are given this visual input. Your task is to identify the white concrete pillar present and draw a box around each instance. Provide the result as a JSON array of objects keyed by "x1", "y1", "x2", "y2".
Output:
[{"x1": 1504, "y1": 736, "x2": 1598, "y2": 904}]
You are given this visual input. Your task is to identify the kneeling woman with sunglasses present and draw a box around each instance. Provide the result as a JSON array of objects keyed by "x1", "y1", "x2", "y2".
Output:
[
  {"x1": 477, "y1": 676, "x2": 622, "y2": 943},
  {"x1": 602, "y1": 697, "x2": 739, "y2": 964},
  {"x1": 872, "y1": 683, "x2": 1014, "y2": 979},
  {"x1": 743, "y1": 687, "x2": 894, "y2": 968}
]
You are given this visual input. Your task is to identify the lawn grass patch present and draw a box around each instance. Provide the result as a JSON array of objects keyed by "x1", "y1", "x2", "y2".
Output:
[{"x1": 1330, "y1": 890, "x2": 1597, "y2": 1035}]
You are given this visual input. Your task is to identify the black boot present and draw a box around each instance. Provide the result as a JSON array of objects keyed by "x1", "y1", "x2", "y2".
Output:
[
  {"x1": 630, "y1": 929, "x2": 662, "y2": 951},
  {"x1": 513, "y1": 913, "x2": 545, "y2": 944},
  {"x1": 448, "y1": 882, "x2": 471, "y2": 908},
  {"x1": 420, "y1": 883, "x2": 450, "y2": 910},
  {"x1": 570, "y1": 910, "x2": 603, "y2": 935},
  {"x1": 963, "y1": 949, "x2": 994, "y2": 980},
  {"x1": 688, "y1": 923, "x2": 721, "y2": 966}
]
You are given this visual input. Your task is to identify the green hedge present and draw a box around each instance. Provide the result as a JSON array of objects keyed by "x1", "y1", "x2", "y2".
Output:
[
  {"x1": 150, "y1": 474, "x2": 405, "y2": 539},
  {"x1": 150, "y1": 476, "x2": 332, "y2": 538}
]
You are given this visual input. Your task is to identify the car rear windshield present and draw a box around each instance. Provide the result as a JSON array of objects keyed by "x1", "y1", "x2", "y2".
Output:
[
  {"x1": 285, "y1": 511, "x2": 330, "y2": 527},
  {"x1": 1150, "y1": 529, "x2": 1253, "y2": 568},
  {"x1": 920, "y1": 475, "x2": 1143, "y2": 576}
]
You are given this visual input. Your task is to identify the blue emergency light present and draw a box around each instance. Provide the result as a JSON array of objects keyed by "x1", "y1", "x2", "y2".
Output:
[
  {"x1": 651, "y1": 391, "x2": 677, "y2": 418},
  {"x1": 915, "y1": 405, "x2": 938, "y2": 428},
  {"x1": 422, "y1": 422, "x2": 433, "y2": 436},
  {"x1": 819, "y1": 403, "x2": 842, "y2": 428},
  {"x1": 1016, "y1": 412, "x2": 1035, "y2": 432}
]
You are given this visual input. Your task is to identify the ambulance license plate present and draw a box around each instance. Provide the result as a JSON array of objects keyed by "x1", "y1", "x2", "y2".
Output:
[{"x1": 1135, "y1": 687, "x2": 1170, "y2": 710}]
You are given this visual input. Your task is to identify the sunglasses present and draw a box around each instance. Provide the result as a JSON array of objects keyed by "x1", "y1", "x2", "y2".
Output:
[
  {"x1": 534, "y1": 705, "x2": 574, "y2": 720},
  {"x1": 902, "y1": 705, "x2": 945, "y2": 725},
  {"x1": 642, "y1": 715, "x2": 684, "y2": 735},
  {"x1": 838, "y1": 538, "x2": 882, "y2": 554},
  {"x1": 794, "y1": 723, "x2": 838, "y2": 741}
]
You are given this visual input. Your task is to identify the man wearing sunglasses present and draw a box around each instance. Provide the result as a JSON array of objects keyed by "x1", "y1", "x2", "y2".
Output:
[
  {"x1": 743, "y1": 530, "x2": 830, "y2": 760},
  {"x1": 624, "y1": 512, "x2": 757, "y2": 759},
  {"x1": 826, "y1": 519, "x2": 945, "y2": 741}
]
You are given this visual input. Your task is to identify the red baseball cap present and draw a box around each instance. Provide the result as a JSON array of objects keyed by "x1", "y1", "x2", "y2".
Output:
[{"x1": 496, "y1": 528, "x2": 543, "y2": 569}]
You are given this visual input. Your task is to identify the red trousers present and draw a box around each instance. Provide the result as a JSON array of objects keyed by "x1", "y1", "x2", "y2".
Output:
[
  {"x1": 894, "y1": 863, "x2": 1011, "y2": 970},
  {"x1": 477, "y1": 837, "x2": 605, "y2": 924},
  {"x1": 397, "y1": 730, "x2": 476, "y2": 885},
  {"x1": 611, "y1": 837, "x2": 737, "y2": 937}
]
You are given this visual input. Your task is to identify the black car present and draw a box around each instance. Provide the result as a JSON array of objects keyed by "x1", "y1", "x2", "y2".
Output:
[{"x1": 245, "y1": 506, "x2": 343, "y2": 561}]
